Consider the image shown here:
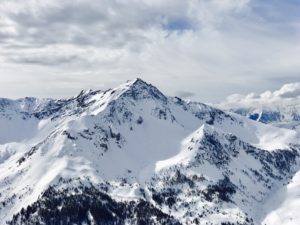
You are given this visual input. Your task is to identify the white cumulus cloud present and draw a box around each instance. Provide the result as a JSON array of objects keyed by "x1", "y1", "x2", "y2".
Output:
[{"x1": 219, "y1": 82, "x2": 300, "y2": 109}]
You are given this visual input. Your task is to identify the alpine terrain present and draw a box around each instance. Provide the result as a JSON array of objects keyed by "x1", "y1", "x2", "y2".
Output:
[
  {"x1": 218, "y1": 83, "x2": 300, "y2": 225},
  {"x1": 1, "y1": 79, "x2": 300, "y2": 225},
  {"x1": 218, "y1": 83, "x2": 300, "y2": 132}
]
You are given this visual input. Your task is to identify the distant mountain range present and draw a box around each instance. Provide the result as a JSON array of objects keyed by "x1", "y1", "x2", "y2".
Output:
[
  {"x1": 1, "y1": 79, "x2": 300, "y2": 225},
  {"x1": 217, "y1": 82, "x2": 300, "y2": 131}
]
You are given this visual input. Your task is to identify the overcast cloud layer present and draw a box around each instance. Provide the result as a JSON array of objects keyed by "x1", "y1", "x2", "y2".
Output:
[{"x1": 0, "y1": 0, "x2": 299, "y2": 102}]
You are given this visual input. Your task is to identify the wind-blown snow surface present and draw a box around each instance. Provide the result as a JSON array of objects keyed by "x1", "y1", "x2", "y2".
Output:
[{"x1": 1, "y1": 79, "x2": 300, "y2": 225}]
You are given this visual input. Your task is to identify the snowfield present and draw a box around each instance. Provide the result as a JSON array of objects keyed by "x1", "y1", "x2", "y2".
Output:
[{"x1": 262, "y1": 169, "x2": 300, "y2": 225}]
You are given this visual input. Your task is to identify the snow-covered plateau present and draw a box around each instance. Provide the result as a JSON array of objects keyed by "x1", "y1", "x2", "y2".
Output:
[{"x1": 1, "y1": 79, "x2": 300, "y2": 225}]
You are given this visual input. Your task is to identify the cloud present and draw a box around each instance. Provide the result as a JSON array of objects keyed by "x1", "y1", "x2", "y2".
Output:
[
  {"x1": 175, "y1": 91, "x2": 196, "y2": 99},
  {"x1": 218, "y1": 82, "x2": 300, "y2": 109},
  {"x1": 274, "y1": 83, "x2": 300, "y2": 98},
  {"x1": 8, "y1": 53, "x2": 80, "y2": 66},
  {"x1": 0, "y1": 0, "x2": 299, "y2": 102},
  {"x1": 0, "y1": 0, "x2": 192, "y2": 48}
]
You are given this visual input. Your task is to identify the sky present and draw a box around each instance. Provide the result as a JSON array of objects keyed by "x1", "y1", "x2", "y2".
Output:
[{"x1": 0, "y1": 0, "x2": 300, "y2": 103}]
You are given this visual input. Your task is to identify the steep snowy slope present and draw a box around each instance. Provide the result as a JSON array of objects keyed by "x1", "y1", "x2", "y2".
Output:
[
  {"x1": 261, "y1": 169, "x2": 300, "y2": 225},
  {"x1": 1, "y1": 79, "x2": 300, "y2": 225},
  {"x1": 215, "y1": 105, "x2": 300, "y2": 225},
  {"x1": 216, "y1": 83, "x2": 300, "y2": 225}
]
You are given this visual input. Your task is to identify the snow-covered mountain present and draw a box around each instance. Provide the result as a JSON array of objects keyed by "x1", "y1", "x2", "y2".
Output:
[
  {"x1": 220, "y1": 104, "x2": 300, "y2": 132},
  {"x1": 1, "y1": 79, "x2": 300, "y2": 225},
  {"x1": 217, "y1": 82, "x2": 300, "y2": 225}
]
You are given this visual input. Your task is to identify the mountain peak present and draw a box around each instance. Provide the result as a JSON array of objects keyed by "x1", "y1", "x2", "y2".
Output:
[
  {"x1": 125, "y1": 78, "x2": 153, "y2": 90},
  {"x1": 118, "y1": 78, "x2": 167, "y2": 102},
  {"x1": 130, "y1": 77, "x2": 147, "y2": 85},
  {"x1": 2, "y1": 78, "x2": 300, "y2": 225}
]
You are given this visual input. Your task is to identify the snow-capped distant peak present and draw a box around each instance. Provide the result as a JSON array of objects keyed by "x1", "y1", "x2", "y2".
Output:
[{"x1": 216, "y1": 82, "x2": 300, "y2": 131}]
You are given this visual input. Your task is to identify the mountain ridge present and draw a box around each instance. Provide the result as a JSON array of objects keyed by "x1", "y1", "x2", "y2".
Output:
[{"x1": 1, "y1": 79, "x2": 300, "y2": 225}]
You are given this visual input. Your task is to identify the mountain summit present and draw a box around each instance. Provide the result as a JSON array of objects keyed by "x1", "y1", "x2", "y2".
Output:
[{"x1": 1, "y1": 79, "x2": 300, "y2": 225}]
